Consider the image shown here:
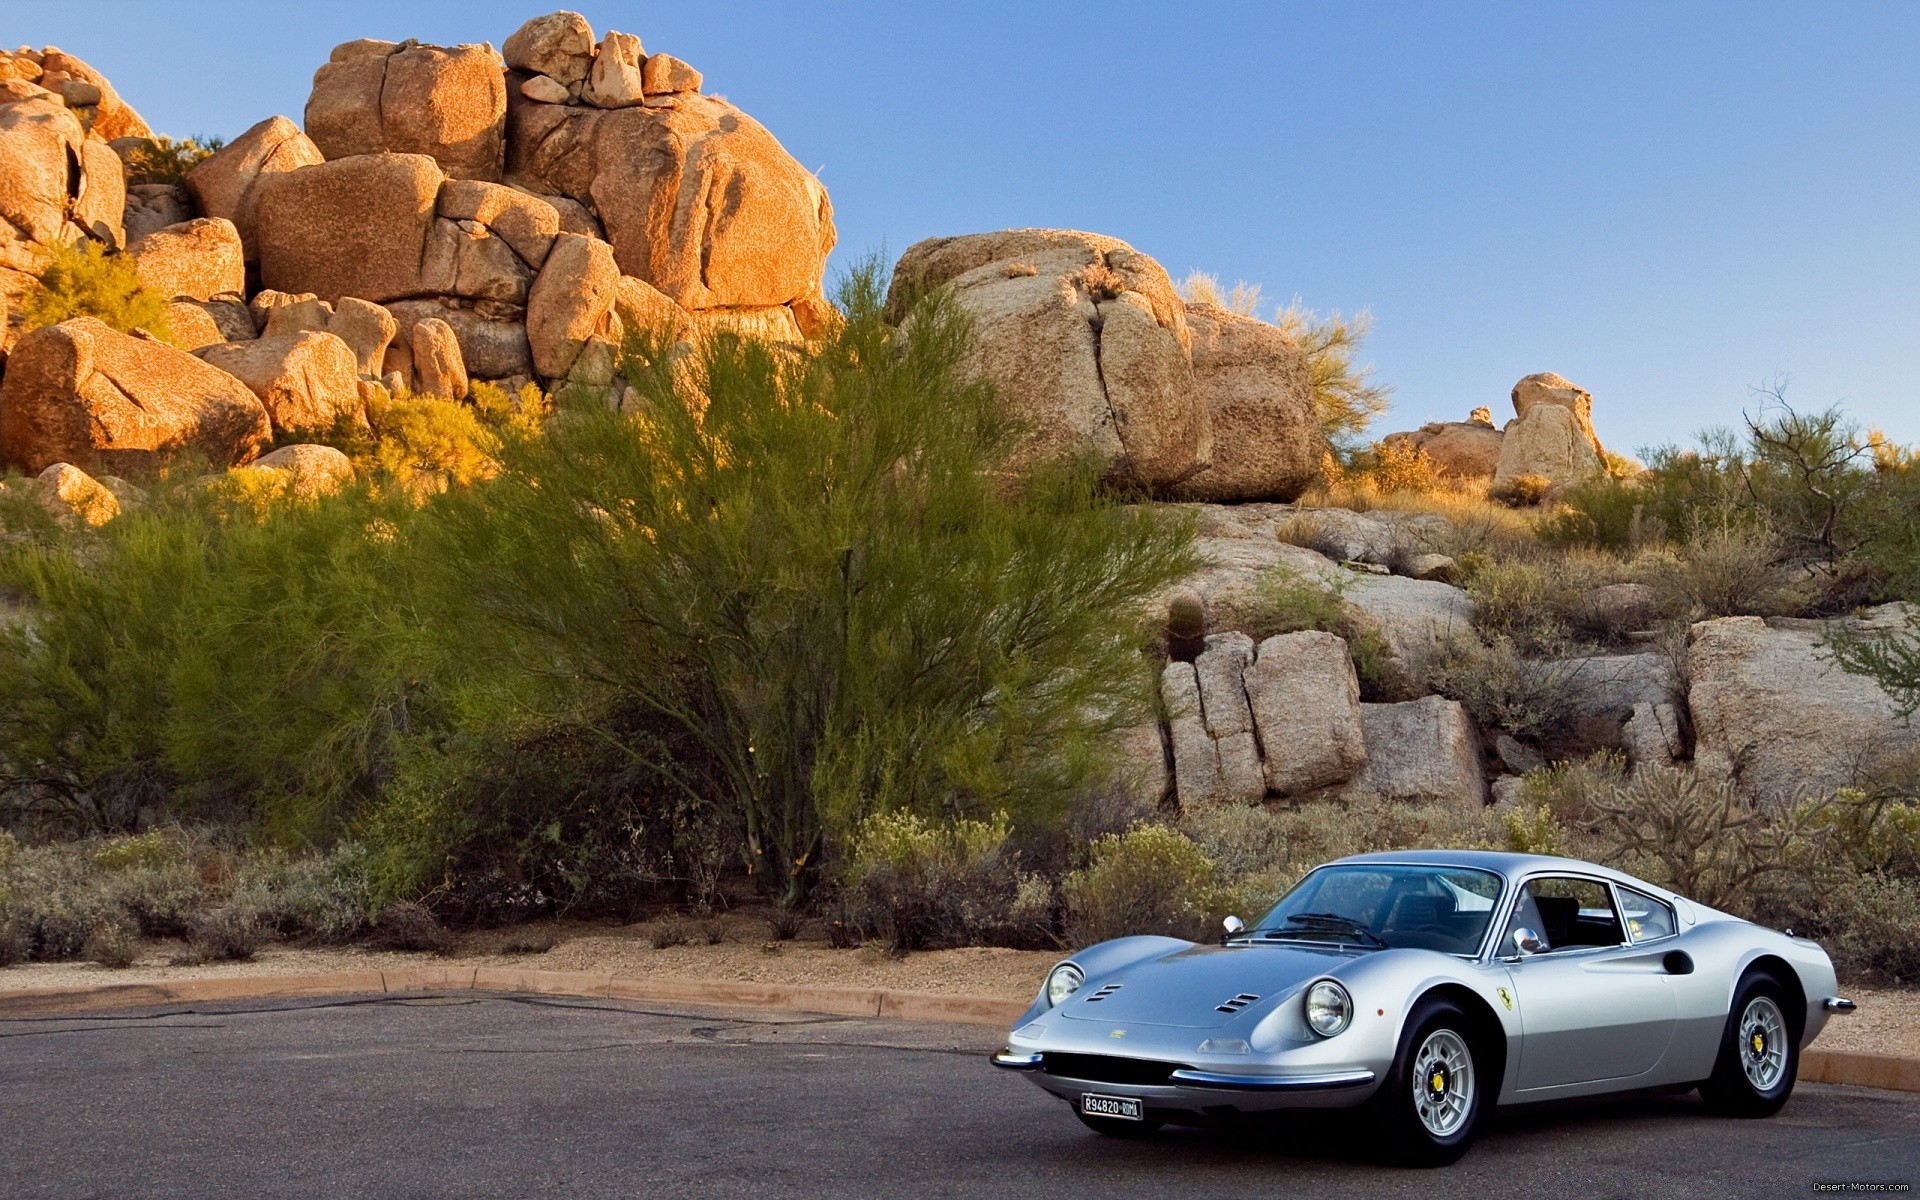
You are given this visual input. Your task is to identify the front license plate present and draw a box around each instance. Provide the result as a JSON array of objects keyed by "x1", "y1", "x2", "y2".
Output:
[{"x1": 1079, "y1": 1093, "x2": 1144, "y2": 1121}]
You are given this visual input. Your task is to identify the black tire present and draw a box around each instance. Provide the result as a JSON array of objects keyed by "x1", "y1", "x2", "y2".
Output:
[
  {"x1": 1369, "y1": 997, "x2": 1485, "y2": 1167},
  {"x1": 1700, "y1": 972, "x2": 1799, "y2": 1117},
  {"x1": 1074, "y1": 1109, "x2": 1163, "y2": 1138}
]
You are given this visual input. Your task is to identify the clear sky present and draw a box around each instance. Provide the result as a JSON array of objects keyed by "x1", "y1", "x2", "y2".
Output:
[{"x1": 14, "y1": 1, "x2": 1918, "y2": 451}]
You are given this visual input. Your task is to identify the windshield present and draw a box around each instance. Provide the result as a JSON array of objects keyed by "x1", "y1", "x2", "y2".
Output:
[{"x1": 1245, "y1": 864, "x2": 1505, "y2": 956}]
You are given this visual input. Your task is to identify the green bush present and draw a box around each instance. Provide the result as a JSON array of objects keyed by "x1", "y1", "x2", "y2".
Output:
[
  {"x1": 1538, "y1": 475, "x2": 1655, "y2": 551},
  {"x1": 1061, "y1": 825, "x2": 1227, "y2": 944},
  {"x1": 119, "y1": 134, "x2": 225, "y2": 184},
  {"x1": 1421, "y1": 635, "x2": 1589, "y2": 745},
  {"x1": 841, "y1": 809, "x2": 1050, "y2": 952},
  {"x1": 18, "y1": 240, "x2": 173, "y2": 340}
]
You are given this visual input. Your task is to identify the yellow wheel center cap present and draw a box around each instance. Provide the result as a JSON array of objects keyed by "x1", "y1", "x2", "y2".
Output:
[
  {"x1": 1430, "y1": 1071, "x2": 1446, "y2": 1094},
  {"x1": 1751, "y1": 1033, "x2": 1765, "y2": 1054}
]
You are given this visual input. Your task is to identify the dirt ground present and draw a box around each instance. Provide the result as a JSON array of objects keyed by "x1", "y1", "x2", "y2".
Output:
[{"x1": 0, "y1": 912, "x2": 1911, "y2": 1058}]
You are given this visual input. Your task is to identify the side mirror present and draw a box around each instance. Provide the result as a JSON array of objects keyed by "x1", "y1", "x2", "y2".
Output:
[
  {"x1": 1512, "y1": 926, "x2": 1545, "y2": 956},
  {"x1": 1222, "y1": 915, "x2": 1246, "y2": 936}
]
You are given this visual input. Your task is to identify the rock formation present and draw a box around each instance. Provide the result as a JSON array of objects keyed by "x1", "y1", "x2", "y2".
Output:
[{"x1": 0, "y1": 317, "x2": 271, "y2": 474}]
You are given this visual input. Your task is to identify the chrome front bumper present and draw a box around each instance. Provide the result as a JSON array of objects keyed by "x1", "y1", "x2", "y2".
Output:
[
  {"x1": 1823, "y1": 996, "x2": 1857, "y2": 1013},
  {"x1": 991, "y1": 1047, "x2": 1378, "y2": 1112}
]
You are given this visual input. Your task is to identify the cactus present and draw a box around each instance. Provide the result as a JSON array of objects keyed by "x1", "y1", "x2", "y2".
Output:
[{"x1": 1165, "y1": 589, "x2": 1207, "y2": 663}]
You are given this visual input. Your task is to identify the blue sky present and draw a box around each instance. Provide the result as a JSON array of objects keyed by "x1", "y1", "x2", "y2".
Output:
[{"x1": 15, "y1": 1, "x2": 1919, "y2": 450}]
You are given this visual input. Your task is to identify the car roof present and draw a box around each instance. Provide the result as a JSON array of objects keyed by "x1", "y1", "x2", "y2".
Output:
[{"x1": 1329, "y1": 848, "x2": 1666, "y2": 895}]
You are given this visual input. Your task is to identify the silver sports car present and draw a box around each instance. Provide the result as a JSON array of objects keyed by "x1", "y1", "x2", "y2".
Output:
[{"x1": 992, "y1": 850, "x2": 1855, "y2": 1166}]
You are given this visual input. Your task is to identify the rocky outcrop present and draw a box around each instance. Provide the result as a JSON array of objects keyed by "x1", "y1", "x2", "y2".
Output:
[
  {"x1": 0, "y1": 91, "x2": 124, "y2": 296},
  {"x1": 1492, "y1": 400, "x2": 1601, "y2": 492},
  {"x1": 127, "y1": 218, "x2": 245, "y2": 302},
  {"x1": 1381, "y1": 415, "x2": 1504, "y2": 480},
  {"x1": 883, "y1": 230, "x2": 1210, "y2": 491},
  {"x1": 1171, "y1": 303, "x2": 1319, "y2": 502},
  {"x1": 1621, "y1": 701, "x2": 1685, "y2": 767},
  {"x1": 255, "y1": 153, "x2": 444, "y2": 305},
  {"x1": 1512, "y1": 372, "x2": 1602, "y2": 456},
  {"x1": 196, "y1": 331, "x2": 366, "y2": 436},
  {"x1": 507, "y1": 90, "x2": 834, "y2": 314},
  {"x1": 183, "y1": 116, "x2": 325, "y2": 261},
  {"x1": 0, "y1": 317, "x2": 270, "y2": 473},
  {"x1": 0, "y1": 47, "x2": 148, "y2": 143},
  {"x1": 1189, "y1": 633, "x2": 1266, "y2": 806},
  {"x1": 307, "y1": 40, "x2": 507, "y2": 180},
  {"x1": 1244, "y1": 630, "x2": 1368, "y2": 797},
  {"x1": 1687, "y1": 610, "x2": 1919, "y2": 806},
  {"x1": 1348, "y1": 696, "x2": 1486, "y2": 805}
]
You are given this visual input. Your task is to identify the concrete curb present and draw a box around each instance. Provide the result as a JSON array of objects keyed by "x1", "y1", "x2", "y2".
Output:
[
  {"x1": 0, "y1": 967, "x2": 1028, "y2": 1027},
  {"x1": 2, "y1": 969, "x2": 1912, "y2": 1094}
]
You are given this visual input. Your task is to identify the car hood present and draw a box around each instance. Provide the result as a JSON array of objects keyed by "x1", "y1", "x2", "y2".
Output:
[{"x1": 1059, "y1": 942, "x2": 1363, "y2": 1028}]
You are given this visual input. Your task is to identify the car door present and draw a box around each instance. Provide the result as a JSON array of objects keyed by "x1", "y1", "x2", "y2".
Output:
[{"x1": 1501, "y1": 874, "x2": 1678, "y2": 1093}]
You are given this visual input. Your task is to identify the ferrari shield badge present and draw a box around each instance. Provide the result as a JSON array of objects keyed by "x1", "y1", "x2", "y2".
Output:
[{"x1": 1497, "y1": 987, "x2": 1515, "y2": 1012}]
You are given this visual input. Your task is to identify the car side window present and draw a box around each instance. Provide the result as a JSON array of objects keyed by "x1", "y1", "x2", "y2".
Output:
[
  {"x1": 1506, "y1": 876, "x2": 1626, "y2": 953},
  {"x1": 1614, "y1": 884, "x2": 1677, "y2": 943}
]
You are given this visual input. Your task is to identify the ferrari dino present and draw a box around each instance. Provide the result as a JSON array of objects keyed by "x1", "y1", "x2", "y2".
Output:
[{"x1": 992, "y1": 850, "x2": 1854, "y2": 1165}]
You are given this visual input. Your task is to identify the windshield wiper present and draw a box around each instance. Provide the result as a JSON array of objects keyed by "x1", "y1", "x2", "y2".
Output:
[{"x1": 1247, "y1": 912, "x2": 1388, "y2": 949}]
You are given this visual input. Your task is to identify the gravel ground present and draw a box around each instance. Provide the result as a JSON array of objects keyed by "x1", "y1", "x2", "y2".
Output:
[
  {"x1": 0, "y1": 914, "x2": 1911, "y2": 1056},
  {"x1": 0, "y1": 912, "x2": 1059, "y2": 1003}
]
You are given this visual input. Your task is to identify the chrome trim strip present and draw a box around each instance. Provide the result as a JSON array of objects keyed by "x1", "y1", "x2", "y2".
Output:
[
  {"x1": 991, "y1": 1049, "x2": 1045, "y2": 1070},
  {"x1": 1824, "y1": 996, "x2": 1858, "y2": 1014},
  {"x1": 1164, "y1": 1068, "x2": 1377, "y2": 1091}
]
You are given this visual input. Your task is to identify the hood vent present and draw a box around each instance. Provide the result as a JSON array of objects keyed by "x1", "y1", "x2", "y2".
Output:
[
  {"x1": 1083, "y1": 983, "x2": 1123, "y2": 1003},
  {"x1": 1215, "y1": 992, "x2": 1261, "y2": 1014}
]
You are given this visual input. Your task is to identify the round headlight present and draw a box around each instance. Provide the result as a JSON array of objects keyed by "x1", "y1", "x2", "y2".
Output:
[
  {"x1": 1304, "y1": 980, "x2": 1352, "y2": 1038},
  {"x1": 1046, "y1": 963, "x2": 1084, "y2": 1007}
]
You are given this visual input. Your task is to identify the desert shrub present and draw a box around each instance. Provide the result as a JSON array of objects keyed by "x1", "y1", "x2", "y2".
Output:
[
  {"x1": 227, "y1": 848, "x2": 371, "y2": 943},
  {"x1": 1538, "y1": 475, "x2": 1663, "y2": 551},
  {"x1": 1645, "y1": 518, "x2": 1799, "y2": 619},
  {"x1": 842, "y1": 810, "x2": 1050, "y2": 952},
  {"x1": 1421, "y1": 636, "x2": 1590, "y2": 745},
  {"x1": 501, "y1": 930, "x2": 558, "y2": 955},
  {"x1": 650, "y1": 916, "x2": 696, "y2": 949},
  {"x1": 368, "y1": 900, "x2": 450, "y2": 953},
  {"x1": 414, "y1": 264, "x2": 1195, "y2": 910},
  {"x1": 82, "y1": 919, "x2": 139, "y2": 969},
  {"x1": 0, "y1": 843, "x2": 119, "y2": 959},
  {"x1": 1178, "y1": 272, "x2": 1264, "y2": 315},
  {"x1": 363, "y1": 390, "x2": 503, "y2": 496},
  {"x1": 1794, "y1": 872, "x2": 1920, "y2": 982},
  {"x1": 1488, "y1": 473, "x2": 1552, "y2": 508},
  {"x1": 0, "y1": 917, "x2": 25, "y2": 966},
  {"x1": 184, "y1": 908, "x2": 261, "y2": 962},
  {"x1": 1180, "y1": 798, "x2": 1503, "y2": 917},
  {"x1": 17, "y1": 240, "x2": 172, "y2": 340},
  {"x1": 1061, "y1": 824, "x2": 1230, "y2": 945},
  {"x1": 119, "y1": 134, "x2": 224, "y2": 184},
  {"x1": 1461, "y1": 559, "x2": 1580, "y2": 655},
  {"x1": 91, "y1": 831, "x2": 188, "y2": 873},
  {"x1": 1335, "y1": 439, "x2": 1447, "y2": 495},
  {"x1": 1502, "y1": 803, "x2": 1567, "y2": 856},
  {"x1": 1514, "y1": 752, "x2": 1628, "y2": 822},
  {"x1": 1244, "y1": 567, "x2": 1396, "y2": 697}
]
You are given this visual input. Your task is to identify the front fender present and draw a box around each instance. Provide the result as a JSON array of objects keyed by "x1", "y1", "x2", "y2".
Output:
[{"x1": 1008, "y1": 935, "x2": 1195, "y2": 1027}]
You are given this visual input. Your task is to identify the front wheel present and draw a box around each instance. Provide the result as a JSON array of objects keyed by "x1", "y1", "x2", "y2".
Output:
[
  {"x1": 1370, "y1": 997, "x2": 1484, "y2": 1167},
  {"x1": 1700, "y1": 973, "x2": 1798, "y2": 1117}
]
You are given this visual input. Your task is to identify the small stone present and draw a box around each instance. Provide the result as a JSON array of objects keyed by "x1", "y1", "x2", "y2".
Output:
[
  {"x1": 58, "y1": 78, "x2": 102, "y2": 106},
  {"x1": 1493, "y1": 734, "x2": 1545, "y2": 776},
  {"x1": 584, "y1": 32, "x2": 646, "y2": 108},
  {"x1": 519, "y1": 74, "x2": 570, "y2": 103},
  {"x1": 1403, "y1": 553, "x2": 1457, "y2": 583},
  {"x1": 1469, "y1": 406, "x2": 1494, "y2": 426},
  {"x1": 36, "y1": 462, "x2": 120, "y2": 528},
  {"x1": 411, "y1": 317, "x2": 469, "y2": 401}
]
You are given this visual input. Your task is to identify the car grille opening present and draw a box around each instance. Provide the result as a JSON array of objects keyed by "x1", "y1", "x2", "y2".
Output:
[
  {"x1": 1215, "y1": 992, "x2": 1261, "y2": 1014},
  {"x1": 1040, "y1": 1054, "x2": 1188, "y2": 1087},
  {"x1": 1083, "y1": 984, "x2": 1123, "y2": 1003}
]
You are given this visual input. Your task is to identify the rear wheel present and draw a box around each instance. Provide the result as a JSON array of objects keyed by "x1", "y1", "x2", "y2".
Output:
[
  {"x1": 1074, "y1": 1109, "x2": 1163, "y2": 1138},
  {"x1": 1370, "y1": 997, "x2": 1484, "y2": 1167},
  {"x1": 1700, "y1": 972, "x2": 1798, "y2": 1117}
]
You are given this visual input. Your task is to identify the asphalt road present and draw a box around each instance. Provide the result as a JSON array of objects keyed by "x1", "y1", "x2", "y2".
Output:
[{"x1": 0, "y1": 993, "x2": 1914, "y2": 1199}]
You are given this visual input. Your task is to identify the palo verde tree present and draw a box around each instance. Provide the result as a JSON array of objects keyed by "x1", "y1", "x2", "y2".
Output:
[{"x1": 411, "y1": 263, "x2": 1196, "y2": 910}]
